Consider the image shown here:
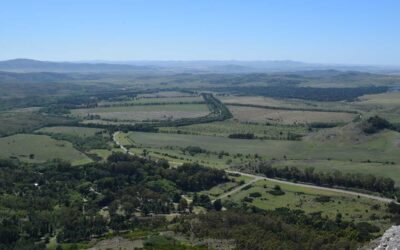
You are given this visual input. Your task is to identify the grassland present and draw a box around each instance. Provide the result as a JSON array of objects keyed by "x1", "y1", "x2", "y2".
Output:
[
  {"x1": 227, "y1": 105, "x2": 356, "y2": 124},
  {"x1": 0, "y1": 134, "x2": 92, "y2": 165},
  {"x1": 124, "y1": 129, "x2": 400, "y2": 183},
  {"x1": 0, "y1": 110, "x2": 75, "y2": 137},
  {"x1": 220, "y1": 95, "x2": 357, "y2": 112},
  {"x1": 224, "y1": 179, "x2": 391, "y2": 228},
  {"x1": 352, "y1": 92, "x2": 400, "y2": 123},
  {"x1": 36, "y1": 126, "x2": 104, "y2": 138},
  {"x1": 71, "y1": 104, "x2": 210, "y2": 122},
  {"x1": 159, "y1": 120, "x2": 308, "y2": 139},
  {"x1": 221, "y1": 93, "x2": 400, "y2": 123},
  {"x1": 127, "y1": 131, "x2": 400, "y2": 162}
]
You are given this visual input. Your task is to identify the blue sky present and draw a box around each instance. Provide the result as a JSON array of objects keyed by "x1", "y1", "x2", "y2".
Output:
[{"x1": 1, "y1": 0, "x2": 399, "y2": 65}]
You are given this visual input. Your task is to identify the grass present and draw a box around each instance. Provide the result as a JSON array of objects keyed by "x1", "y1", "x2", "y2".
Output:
[
  {"x1": 36, "y1": 126, "x2": 104, "y2": 138},
  {"x1": 72, "y1": 104, "x2": 210, "y2": 121},
  {"x1": 225, "y1": 179, "x2": 391, "y2": 229},
  {"x1": 227, "y1": 105, "x2": 356, "y2": 125},
  {"x1": 0, "y1": 134, "x2": 92, "y2": 165},
  {"x1": 127, "y1": 131, "x2": 400, "y2": 162},
  {"x1": 125, "y1": 129, "x2": 400, "y2": 183},
  {"x1": 159, "y1": 119, "x2": 308, "y2": 139},
  {"x1": 220, "y1": 95, "x2": 357, "y2": 112},
  {"x1": 0, "y1": 111, "x2": 74, "y2": 137}
]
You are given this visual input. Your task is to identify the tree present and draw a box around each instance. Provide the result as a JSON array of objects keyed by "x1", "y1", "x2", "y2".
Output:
[
  {"x1": 213, "y1": 199, "x2": 222, "y2": 211},
  {"x1": 178, "y1": 198, "x2": 188, "y2": 212}
]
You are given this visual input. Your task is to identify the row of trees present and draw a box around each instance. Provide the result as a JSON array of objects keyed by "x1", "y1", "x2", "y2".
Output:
[
  {"x1": 213, "y1": 86, "x2": 388, "y2": 101},
  {"x1": 256, "y1": 163, "x2": 396, "y2": 195}
]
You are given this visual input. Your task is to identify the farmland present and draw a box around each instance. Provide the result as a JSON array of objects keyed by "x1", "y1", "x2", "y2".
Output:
[
  {"x1": 227, "y1": 105, "x2": 356, "y2": 124},
  {"x1": 123, "y1": 127, "x2": 400, "y2": 183},
  {"x1": 71, "y1": 103, "x2": 210, "y2": 122},
  {"x1": 0, "y1": 133, "x2": 92, "y2": 165},
  {"x1": 1, "y1": 74, "x2": 400, "y2": 249},
  {"x1": 160, "y1": 120, "x2": 308, "y2": 139},
  {"x1": 37, "y1": 126, "x2": 104, "y2": 138}
]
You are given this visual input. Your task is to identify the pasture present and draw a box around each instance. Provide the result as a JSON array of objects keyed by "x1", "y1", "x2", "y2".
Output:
[
  {"x1": 125, "y1": 129, "x2": 400, "y2": 183},
  {"x1": 227, "y1": 105, "x2": 356, "y2": 124},
  {"x1": 0, "y1": 111, "x2": 74, "y2": 137},
  {"x1": 71, "y1": 104, "x2": 210, "y2": 121},
  {"x1": 0, "y1": 134, "x2": 92, "y2": 165},
  {"x1": 220, "y1": 95, "x2": 357, "y2": 112},
  {"x1": 36, "y1": 126, "x2": 104, "y2": 138},
  {"x1": 159, "y1": 120, "x2": 308, "y2": 139}
]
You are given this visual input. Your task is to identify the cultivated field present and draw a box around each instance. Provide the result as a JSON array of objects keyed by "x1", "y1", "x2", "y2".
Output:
[{"x1": 0, "y1": 134, "x2": 92, "y2": 165}]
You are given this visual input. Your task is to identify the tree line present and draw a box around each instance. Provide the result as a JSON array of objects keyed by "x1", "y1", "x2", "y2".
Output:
[{"x1": 254, "y1": 163, "x2": 396, "y2": 196}]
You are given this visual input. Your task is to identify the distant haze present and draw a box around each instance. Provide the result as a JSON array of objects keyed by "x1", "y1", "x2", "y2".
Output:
[{"x1": 1, "y1": 59, "x2": 400, "y2": 74}]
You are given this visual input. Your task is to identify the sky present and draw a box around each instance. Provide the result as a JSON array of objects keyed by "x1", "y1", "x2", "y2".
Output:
[{"x1": 0, "y1": 0, "x2": 399, "y2": 65}]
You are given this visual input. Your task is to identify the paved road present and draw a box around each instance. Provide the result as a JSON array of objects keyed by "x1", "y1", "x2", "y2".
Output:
[{"x1": 113, "y1": 132, "x2": 397, "y2": 204}]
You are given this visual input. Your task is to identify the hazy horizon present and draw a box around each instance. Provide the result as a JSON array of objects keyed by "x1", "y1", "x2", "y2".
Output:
[{"x1": 1, "y1": 0, "x2": 400, "y2": 65}]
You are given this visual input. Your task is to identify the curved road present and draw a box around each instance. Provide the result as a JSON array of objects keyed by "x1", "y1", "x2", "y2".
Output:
[{"x1": 113, "y1": 132, "x2": 397, "y2": 204}]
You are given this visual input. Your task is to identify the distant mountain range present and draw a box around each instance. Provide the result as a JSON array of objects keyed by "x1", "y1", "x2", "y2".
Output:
[
  {"x1": 0, "y1": 59, "x2": 157, "y2": 73},
  {"x1": 0, "y1": 58, "x2": 399, "y2": 74}
]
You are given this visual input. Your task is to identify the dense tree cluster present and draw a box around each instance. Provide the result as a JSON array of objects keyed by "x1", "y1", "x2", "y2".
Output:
[
  {"x1": 161, "y1": 163, "x2": 227, "y2": 192},
  {"x1": 256, "y1": 163, "x2": 396, "y2": 196},
  {"x1": 37, "y1": 131, "x2": 111, "y2": 152},
  {"x1": 228, "y1": 133, "x2": 255, "y2": 139},
  {"x1": 182, "y1": 146, "x2": 208, "y2": 156},
  {"x1": 175, "y1": 208, "x2": 380, "y2": 250},
  {"x1": 0, "y1": 154, "x2": 227, "y2": 248},
  {"x1": 362, "y1": 115, "x2": 399, "y2": 134}
]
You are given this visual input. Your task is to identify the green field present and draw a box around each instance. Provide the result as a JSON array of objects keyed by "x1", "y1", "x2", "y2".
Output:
[
  {"x1": 71, "y1": 103, "x2": 210, "y2": 121},
  {"x1": 0, "y1": 111, "x2": 74, "y2": 137},
  {"x1": 36, "y1": 126, "x2": 104, "y2": 138},
  {"x1": 160, "y1": 120, "x2": 308, "y2": 139},
  {"x1": 224, "y1": 179, "x2": 391, "y2": 228},
  {"x1": 0, "y1": 134, "x2": 92, "y2": 165},
  {"x1": 228, "y1": 105, "x2": 356, "y2": 124},
  {"x1": 124, "y1": 129, "x2": 400, "y2": 182},
  {"x1": 127, "y1": 131, "x2": 400, "y2": 162}
]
